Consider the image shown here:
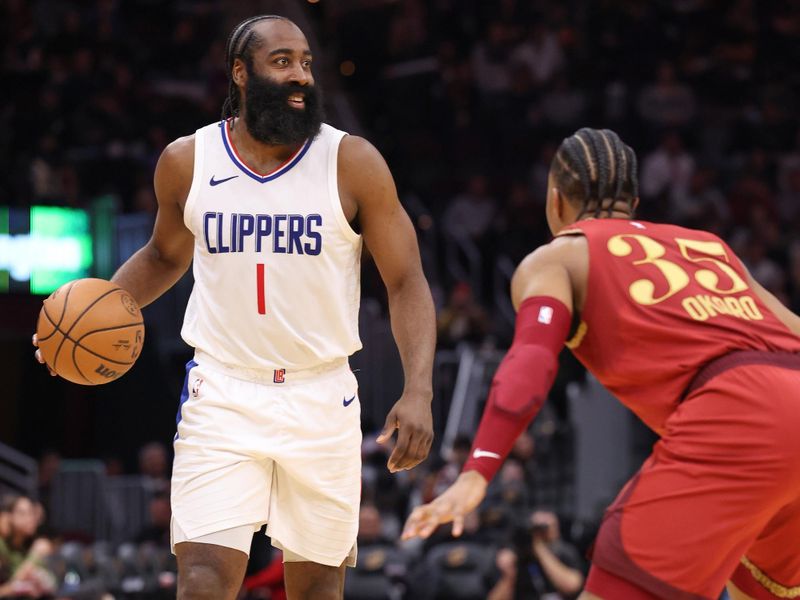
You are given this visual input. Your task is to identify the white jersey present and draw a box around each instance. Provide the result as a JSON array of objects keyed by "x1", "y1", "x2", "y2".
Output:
[{"x1": 180, "y1": 120, "x2": 362, "y2": 371}]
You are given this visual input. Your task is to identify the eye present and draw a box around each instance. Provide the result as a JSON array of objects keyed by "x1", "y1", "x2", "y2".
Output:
[
  {"x1": 303, "y1": 59, "x2": 313, "y2": 68},
  {"x1": 275, "y1": 57, "x2": 289, "y2": 66}
]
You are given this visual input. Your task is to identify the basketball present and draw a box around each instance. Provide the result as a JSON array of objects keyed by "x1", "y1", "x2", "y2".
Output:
[{"x1": 36, "y1": 278, "x2": 145, "y2": 385}]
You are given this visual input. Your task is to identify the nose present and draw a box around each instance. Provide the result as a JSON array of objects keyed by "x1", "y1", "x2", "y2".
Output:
[{"x1": 288, "y1": 61, "x2": 311, "y2": 86}]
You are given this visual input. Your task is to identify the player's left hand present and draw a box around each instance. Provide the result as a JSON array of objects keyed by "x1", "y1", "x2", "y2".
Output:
[{"x1": 377, "y1": 391, "x2": 433, "y2": 473}]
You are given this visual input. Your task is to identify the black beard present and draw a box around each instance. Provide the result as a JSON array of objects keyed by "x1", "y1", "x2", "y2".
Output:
[{"x1": 242, "y1": 63, "x2": 324, "y2": 146}]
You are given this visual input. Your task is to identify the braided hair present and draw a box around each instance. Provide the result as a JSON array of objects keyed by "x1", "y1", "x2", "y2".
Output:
[
  {"x1": 550, "y1": 128, "x2": 639, "y2": 218},
  {"x1": 221, "y1": 15, "x2": 288, "y2": 127}
]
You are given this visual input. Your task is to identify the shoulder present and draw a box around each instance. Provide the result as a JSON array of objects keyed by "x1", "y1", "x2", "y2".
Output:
[
  {"x1": 157, "y1": 134, "x2": 195, "y2": 172},
  {"x1": 154, "y1": 134, "x2": 196, "y2": 204},
  {"x1": 337, "y1": 135, "x2": 396, "y2": 203},
  {"x1": 515, "y1": 235, "x2": 587, "y2": 277},
  {"x1": 338, "y1": 134, "x2": 385, "y2": 168},
  {"x1": 511, "y1": 235, "x2": 588, "y2": 309}
]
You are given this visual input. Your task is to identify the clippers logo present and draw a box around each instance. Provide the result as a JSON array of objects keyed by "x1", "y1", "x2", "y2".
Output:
[
  {"x1": 273, "y1": 369, "x2": 286, "y2": 384},
  {"x1": 191, "y1": 377, "x2": 203, "y2": 397}
]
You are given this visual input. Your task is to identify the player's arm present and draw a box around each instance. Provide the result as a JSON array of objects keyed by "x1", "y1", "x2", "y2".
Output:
[
  {"x1": 747, "y1": 271, "x2": 800, "y2": 337},
  {"x1": 339, "y1": 135, "x2": 436, "y2": 473},
  {"x1": 460, "y1": 240, "x2": 575, "y2": 480},
  {"x1": 33, "y1": 137, "x2": 195, "y2": 370},
  {"x1": 111, "y1": 136, "x2": 196, "y2": 307},
  {"x1": 402, "y1": 240, "x2": 575, "y2": 540}
]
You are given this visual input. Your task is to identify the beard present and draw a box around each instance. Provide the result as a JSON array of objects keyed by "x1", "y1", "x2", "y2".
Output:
[{"x1": 242, "y1": 63, "x2": 324, "y2": 146}]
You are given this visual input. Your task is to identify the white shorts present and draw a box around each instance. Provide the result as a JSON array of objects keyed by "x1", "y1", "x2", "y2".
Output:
[{"x1": 170, "y1": 351, "x2": 362, "y2": 567}]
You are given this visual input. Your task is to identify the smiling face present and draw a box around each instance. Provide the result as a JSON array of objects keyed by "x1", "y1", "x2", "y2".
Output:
[{"x1": 233, "y1": 18, "x2": 324, "y2": 145}]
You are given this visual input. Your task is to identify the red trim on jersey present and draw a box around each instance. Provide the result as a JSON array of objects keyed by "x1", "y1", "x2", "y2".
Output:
[{"x1": 225, "y1": 119, "x2": 305, "y2": 178}]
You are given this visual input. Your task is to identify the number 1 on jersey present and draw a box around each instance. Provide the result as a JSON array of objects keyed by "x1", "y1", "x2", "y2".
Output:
[{"x1": 256, "y1": 263, "x2": 266, "y2": 314}]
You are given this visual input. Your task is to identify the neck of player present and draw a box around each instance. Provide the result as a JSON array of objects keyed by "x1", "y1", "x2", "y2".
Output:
[
  {"x1": 231, "y1": 115, "x2": 303, "y2": 172},
  {"x1": 578, "y1": 199, "x2": 634, "y2": 221}
]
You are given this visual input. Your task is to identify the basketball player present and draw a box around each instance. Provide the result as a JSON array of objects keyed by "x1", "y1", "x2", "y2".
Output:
[
  {"x1": 401, "y1": 129, "x2": 800, "y2": 600},
  {"x1": 35, "y1": 15, "x2": 435, "y2": 600}
]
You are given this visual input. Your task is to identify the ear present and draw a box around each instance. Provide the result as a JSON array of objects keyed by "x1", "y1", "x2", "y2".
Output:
[
  {"x1": 232, "y1": 57, "x2": 247, "y2": 88},
  {"x1": 553, "y1": 187, "x2": 566, "y2": 219}
]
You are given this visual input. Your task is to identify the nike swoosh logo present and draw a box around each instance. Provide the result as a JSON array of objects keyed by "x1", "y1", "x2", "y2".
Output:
[
  {"x1": 209, "y1": 175, "x2": 239, "y2": 186},
  {"x1": 343, "y1": 395, "x2": 356, "y2": 407},
  {"x1": 472, "y1": 449, "x2": 501, "y2": 460}
]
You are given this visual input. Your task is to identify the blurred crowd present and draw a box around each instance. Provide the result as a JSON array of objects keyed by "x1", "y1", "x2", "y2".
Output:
[
  {"x1": 325, "y1": 0, "x2": 800, "y2": 323},
  {"x1": 13, "y1": 432, "x2": 584, "y2": 600},
  {"x1": 3, "y1": 0, "x2": 800, "y2": 327},
  {"x1": 0, "y1": 0, "x2": 228, "y2": 214}
]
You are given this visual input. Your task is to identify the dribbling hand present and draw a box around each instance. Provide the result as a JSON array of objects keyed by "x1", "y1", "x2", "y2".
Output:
[
  {"x1": 31, "y1": 334, "x2": 56, "y2": 376},
  {"x1": 401, "y1": 470, "x2": 488, "y2": 540}
]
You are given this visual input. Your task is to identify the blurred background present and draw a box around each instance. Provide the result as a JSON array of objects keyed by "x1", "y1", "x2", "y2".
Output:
[{"x1": 1, "y1": 0, "x2": 798, "y2": 597}]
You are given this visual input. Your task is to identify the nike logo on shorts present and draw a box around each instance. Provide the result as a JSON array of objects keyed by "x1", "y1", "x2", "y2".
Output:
[
  {"x1": 343, "y1": 395, "x2": 356, "y2": 407},
  {"x1": 209, "y1": 175, "x2": 239, "y2": 186},
  {"x1": 472, "y1": 448, "x2": 501, "y2": 460}
]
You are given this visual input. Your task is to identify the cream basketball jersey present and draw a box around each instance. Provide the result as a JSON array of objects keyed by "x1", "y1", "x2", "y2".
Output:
[{"x1": 180, "y1": 120, "x2": 362, "y2": 371}]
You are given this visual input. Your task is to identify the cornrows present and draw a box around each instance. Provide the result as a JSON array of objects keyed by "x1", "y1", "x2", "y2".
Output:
[
  {"x1": 221, "y1": 15, "x2": 288, "y2": 127},
  {"x1": 551, "y1": 128, "x2": 639, "y2": 218}
]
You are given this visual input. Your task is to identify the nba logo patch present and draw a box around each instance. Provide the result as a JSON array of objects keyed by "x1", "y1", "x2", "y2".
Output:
[
  {"x1": 538, "y1": 306, "x2": 554, "y2": 324},
  {"x1": 273, "y1": 369, "x2": 286, "y2": 384},
  {"x1": 191, "y1": 377, "x2": 203, "y2": 397}
]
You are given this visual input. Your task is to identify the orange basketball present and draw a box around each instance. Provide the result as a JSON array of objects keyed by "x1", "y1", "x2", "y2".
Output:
[{"x1": 36, "y1": 278, "x2": 145, "y2": 385}]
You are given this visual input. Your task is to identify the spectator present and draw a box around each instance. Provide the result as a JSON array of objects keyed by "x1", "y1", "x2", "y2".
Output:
[
  {"x1": 35, "y1": 451, "x2": 60, "y2": 523},
  {"x1": 387, "y1": 0, "x2": 430, "y2": 61},
  {"x1": 437, "y1": 282, "x2": 491, "y2": 348},
  {"x1": 540, "y1": 74, "x2": 586, "y2": 129},
  {"x1": 358, "y1": 504, "x2": 392, "y2": 547},
  {"x1": 511, "y1": 22, "x2": 565, "y2": 87},
  {"x1": 432, "y1": 435, "x2": 473, "y2": 497},
  {"x1": 669, "y1": 166, "x2": 729, "y2": 229},
  {"x1": 137, "y1": 441, "x2": 170, "y2": 493},
  {"x1": 442, "y1": 174, "x2": 497, "y2": 242},
  {"x1": 776, "y1": 165, "x2": 800, "y2": 222},
  {"x1": 637, "y1": 61, "x2": 697, "y2": 130},
  {"x1": 471, "y1": 22, "x2": 513, "y2": 97},
  {"x1": 509, "y1": 509, "x2": 584, "y2": 599},
  {"x1": 640, "y1": 131, "x2": 695, "y2": 212},
  {"x1": 497, "y1": 181, "x2": 548, "y2": 263},
  {"x1": 412, "y1": 509, "x2": 524, "y2": 600},
  {"x1": 136, "y1": 491, "x2": 171, "y2": 547},
  {"x1": 0, "y1": 495, "x2": 56, "y2": 598}
]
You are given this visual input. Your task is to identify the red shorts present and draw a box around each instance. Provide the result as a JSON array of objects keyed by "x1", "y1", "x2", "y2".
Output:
[{"x1": 586, "y1": 353, "x2": 800, "y2": 600}]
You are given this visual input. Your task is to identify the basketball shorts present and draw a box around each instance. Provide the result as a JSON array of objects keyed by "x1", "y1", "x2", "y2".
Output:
[
  {"x1": 170, "y1": 351, "x2": 362, "y2": 568},
  {"x1": 586, "y1": 352, "x2": 800, "y2": 600}
]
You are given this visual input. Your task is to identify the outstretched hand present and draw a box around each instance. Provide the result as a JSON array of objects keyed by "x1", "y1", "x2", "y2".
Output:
[
  {"x1": 31, "y1": 334, "x2": 56, "y2": 376},
  {"x1": 376, "y1": 391, "x2": 433, "y2": 473},
  {"x1": 401, "y1": 470, "x2": 488, "y2": 540}
]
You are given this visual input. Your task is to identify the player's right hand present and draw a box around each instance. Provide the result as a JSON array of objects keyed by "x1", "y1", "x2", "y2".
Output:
[
  {"x1": 32, "y1": 334, "x2": 56, "y2": 376},
  {"x1": 401, "y1": 470, "x2": 488, "y2": 540}
]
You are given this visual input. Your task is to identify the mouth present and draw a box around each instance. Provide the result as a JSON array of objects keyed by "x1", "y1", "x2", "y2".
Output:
[{"x1": 287, "y1": 93, "x2": 305, "y2": 109}]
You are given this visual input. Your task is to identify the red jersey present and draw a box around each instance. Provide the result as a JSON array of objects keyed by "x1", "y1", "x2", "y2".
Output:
[{"x1": 559, "y1": 218, "x2": 800, "y2": 434}]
